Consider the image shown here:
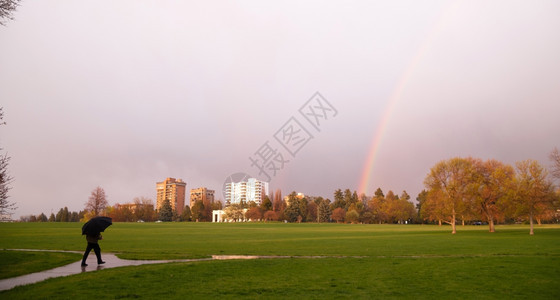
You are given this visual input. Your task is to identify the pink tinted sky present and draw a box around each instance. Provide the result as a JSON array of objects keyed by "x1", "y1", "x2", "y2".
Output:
[{"x1": 1, "y1": 1, "x2": 559, "y2": 218}]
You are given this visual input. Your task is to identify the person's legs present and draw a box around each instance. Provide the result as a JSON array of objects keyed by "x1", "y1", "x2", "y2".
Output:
[
  {"x1": 93, "y1": 243, "x2": 104, "y2": 264},
  {"x1": 81, "y1": 243, "x2": 94, "y2": 266}
]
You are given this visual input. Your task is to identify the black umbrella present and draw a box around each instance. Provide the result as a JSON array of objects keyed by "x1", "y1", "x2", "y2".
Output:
[{"x1": 82, "y1": 216, "x2": 112, "y2": 235}]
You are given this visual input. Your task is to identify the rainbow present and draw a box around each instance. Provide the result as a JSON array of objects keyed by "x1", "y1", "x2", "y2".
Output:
[{"x1": 357, "y1": 1, "x2": 461, "y2": 196}]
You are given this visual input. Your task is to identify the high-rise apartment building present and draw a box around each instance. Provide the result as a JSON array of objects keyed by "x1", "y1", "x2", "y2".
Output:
[
  {"x1": 190, "y1": 187, "x2": 215, "y2": 207},
  {"x1": 156, "y1": 178, "x2": 186, "y2": 215},
  {"x1": 225, "y1": 178, "x2": 268, "y2": 206}
]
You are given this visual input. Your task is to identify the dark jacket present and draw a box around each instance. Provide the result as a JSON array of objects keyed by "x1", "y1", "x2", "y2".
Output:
[{"x1": 86, "y1": 234, "x2": 102, "y2": 244}]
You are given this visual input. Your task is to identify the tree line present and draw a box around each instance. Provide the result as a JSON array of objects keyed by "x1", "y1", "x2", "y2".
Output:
[
  {"x1": 21, "y1": 188, "x2": 224, "y2": 223},
  {"x1": 19, "y1": 207, "x2": 85, "y2": 222},
  {"x1": 156, "y1": 198, "x2": 223, "y2": 222},
  {"x1": 20, "y1": 187, "x2": 155, "y2": 223},
  {"x1": 215, "y1": 188, "x2": 417, "y2": 225},
  {"x1": 18, "y1": 151, "x2": 560, "y2": 235},
  {"x1": 212, "y1": 152, "x2": 560, "y2": 235},
  {"x1": 419, "y1": 157, "x2": 559, "y2": 234}
]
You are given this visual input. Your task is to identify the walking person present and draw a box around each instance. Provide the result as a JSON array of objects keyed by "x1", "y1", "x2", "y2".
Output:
[
  {"x1": 81, "y1": 216, "x2": 112, "y2": 267},
  {"x1": 81, "y1": 233, "x2": 105, "y2": 266}
]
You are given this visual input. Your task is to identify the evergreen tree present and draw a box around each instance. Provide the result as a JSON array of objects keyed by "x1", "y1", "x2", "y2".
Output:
[
  {"x1": 297, "y1": 197, "x2": 308, "y2": 222},
  {"x1": 284, "y1": 192, "x2": 302, "y2": 222},
  {"x1": 416, "y1": 190, "x2": 428, "y2": 222},
  {"x1": 38, "y1": 213, "x2": 48, "y2": 222},
  {"x1": 181, "y1": 205, "x2": 192, "y2": 222},
  {"x1": 55, "y1": 208, "x2": 63, "y2": 222},
  {"x1": 374, "y1": 188, "x2": 384, "y2": 199},
  {"x1": 61, "y1": 207, "x2": 69, "y2": 222},
  {"x1": 158, "y1": 199, "x2": 173, "y2": 222},
  {"x1": 352, "y1": 191, "x2": 359, "y2": 204},
  {"x1": 306, "y1": 201, "x2": 318, "y2": 222},
  {"x1": 317, "y1": 200, "x2": 331, "y2": 223},
  {"x1": 284, "y1": 204, "x2": 300, "y2": 222},
  {"x1": 172, "y1": 209, "x2": 181, "y2": 222},
  {"x1": 401, "y1": 191, "x2": 411, "y2": 201},
  {"x1": 343, "y1": 189, "x2": 353, "y2": 209},
  {"x1": 78, "y1": 210, "x2": 86, "y2": 221},
  {"x1": 191, "y1": 200, "x2": 205, "y2": 222},
  {"x1": 48, "y1": 213, "x2": 55, "y2": 222},
  {"x1": 332, "y1": 189, "x2": 345, "y2": 209},
  {"x1": 260, "y1": 196, "x2": 273, "y2": 212}
]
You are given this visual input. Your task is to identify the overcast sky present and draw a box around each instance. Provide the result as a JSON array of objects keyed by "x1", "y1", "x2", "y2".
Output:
[{"x1": 1, "y1": 1, "x2": 559, "y2": 218}]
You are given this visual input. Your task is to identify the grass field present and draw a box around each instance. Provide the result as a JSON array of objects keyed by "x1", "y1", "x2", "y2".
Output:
[
  {"x1": 1, "y1": 223, "x2": 559, "y2": 299},
  {"x1": 0, "y1": 250, "x2": 82, "y2": 279}
]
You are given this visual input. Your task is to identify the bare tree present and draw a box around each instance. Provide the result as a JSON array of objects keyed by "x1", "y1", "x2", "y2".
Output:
[
  {"x1": 550, "y1": 147, "x2": 560, "y2": 180},
  {"x1": 85, "y1": 186, "x2": 108, "y2": 216},
  {"x1": 0, "y1": 153, "x2": 15, "y2": 219},
  {"x1": 0, "y1": 0, "x2": 20, "y2": 26},
  {"x1": 0, "y1": 108, "x2": 16, "y2": 219},
  {"x1": 133, "y1": 196, "x2": 155, "y2": 221}
]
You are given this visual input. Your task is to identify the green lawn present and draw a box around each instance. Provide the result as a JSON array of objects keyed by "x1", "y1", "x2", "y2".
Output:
[
  {"x1": 0, "y1": 250, "x2": 81, "y2": 279},
  {"x1": 2, "y1": 222, "x2": 558, "y2": 259},
  {"x1": 2, "y1": 256, "x2": 559, "y2": 299},
  {"x1": 1, "y1": 223, "x2": 559, "y2": 299}
]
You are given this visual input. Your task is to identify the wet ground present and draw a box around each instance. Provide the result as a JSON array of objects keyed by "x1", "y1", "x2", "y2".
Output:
[
  {"x1": 0, "y1": 250, "x2": 210, "y2": 291},
  {"x1": 0, "y1": 250, "x2": 344, "y2": 291}
]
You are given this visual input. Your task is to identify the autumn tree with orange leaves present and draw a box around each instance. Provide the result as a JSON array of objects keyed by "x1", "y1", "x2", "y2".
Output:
[
  {"x1": 424, "y1": 157, "x2": 474, "y2": 234},
  {"x1": 470, "y1": 159, "x2": 516, "y2": 232},
  {"x1": 331, "y1": 207, "x2": 345, "y2": 223},
  {"x1": 514, "y1": 160, "x2": 556, "y2": 235},
  {"x1": 245, "y1": 207, "x2": 262, "y2": 221}
]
